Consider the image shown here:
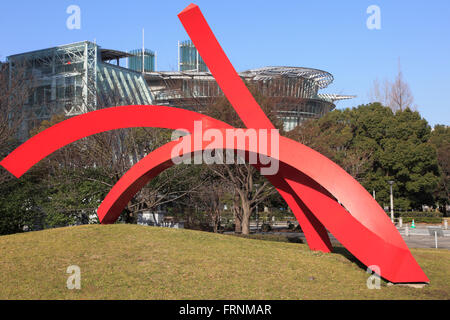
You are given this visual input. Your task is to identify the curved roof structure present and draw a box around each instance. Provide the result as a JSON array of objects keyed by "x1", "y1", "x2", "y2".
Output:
[
  {"x1": 145, "y1": 66, "x2": 335, "y2": 89},
  {"x1": 239, "y1": 66, "x2": 334, "y2": 89},
  {"x1": 317, "y1": 93, "x2": 357, "y2": 103}
]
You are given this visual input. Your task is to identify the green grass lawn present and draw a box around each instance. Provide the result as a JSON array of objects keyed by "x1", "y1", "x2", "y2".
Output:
[{"x1": 0, "y1": 224, "x2": 448, "y2": 299}]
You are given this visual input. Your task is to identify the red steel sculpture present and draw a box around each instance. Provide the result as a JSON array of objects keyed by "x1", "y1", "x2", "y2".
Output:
[{"x1": 0, "y1": 4, "x2": 429, "y2": 284}]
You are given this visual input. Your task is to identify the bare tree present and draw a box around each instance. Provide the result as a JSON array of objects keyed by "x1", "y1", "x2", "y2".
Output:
[
  {"x1": 369, "y1": 78, "x2": 391, "y2": 108},
  {"x1": 369, "y1": 60, "x2": 415, "y2": 112},
  {"x1": 208, "y1": 162, "x2": 276, "y2": 234},
  {"x1": 0, "y1": 62, "x2": 33, "y2": 183},
  {"x1": 195, "y1": 177, "x2": 230, "y2": 232},
  {"x1": 340, "y1": 149, "x2": 374, "y2": 182},
  {"x1": 200, "y1": 83, "x2": 282, "y2": 235},
  {"x1": 389, "y1": 66, "x2": 414, "y2": 112}
]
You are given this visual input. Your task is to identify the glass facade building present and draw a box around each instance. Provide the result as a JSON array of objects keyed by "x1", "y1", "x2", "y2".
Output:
[
  {"x1": 7, "y1": 41, "x2": 153, "y2": 139},
  {"x1": 5, "y1": 40, "x2": 353, "y2": 139},
  {"x1": 128, "y1": 49, "x2": 156, "y2": 73},
  {"x1": 178, "y1": 40, "x2": 208, "y2": 72}
]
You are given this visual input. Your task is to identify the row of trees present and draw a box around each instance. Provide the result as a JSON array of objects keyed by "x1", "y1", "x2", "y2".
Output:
[{"x1": 287, "y1": 104, "x2": 448, "y2": 212}]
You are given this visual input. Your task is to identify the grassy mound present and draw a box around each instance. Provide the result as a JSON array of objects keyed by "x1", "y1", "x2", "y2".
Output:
[{"x1": 0, "y1": 224, "x2": 448, "y2": 299}]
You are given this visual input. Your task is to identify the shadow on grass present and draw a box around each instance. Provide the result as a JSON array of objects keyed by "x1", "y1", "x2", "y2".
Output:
[
  {"x1": 331, "y1": 245, "x2": 367, "y2": 272},
  {"x1": 229, "y1": 232, "x2": 368, "y2": 273},
  {"x1": 225, "y1": 232, "x2": 418, "y2": 285},
  {"x1": 229, "y1": 233, "x2": 305, "y2": 244}
]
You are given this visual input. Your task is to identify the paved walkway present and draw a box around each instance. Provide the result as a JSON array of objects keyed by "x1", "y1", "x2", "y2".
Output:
[
  {"x1": 251, "y1": 225, "x2": 450, "y2": 250},
  {"x1": 396, "y1": 226, "x2": 450, "y2": 249}
]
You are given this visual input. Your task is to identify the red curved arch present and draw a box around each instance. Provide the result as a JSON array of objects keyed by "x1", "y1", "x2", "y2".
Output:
[
  {"x1": 0, "y1": 106, "x2": 332, "y2": 252},
  {"x1": 98, "y1": 129, "x2": 428, "y2": 283},
  {"x1": 0, "y1": 105, "x2": 428, "y2": 282}
]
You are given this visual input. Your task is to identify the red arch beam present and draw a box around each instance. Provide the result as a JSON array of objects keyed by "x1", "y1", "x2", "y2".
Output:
[{"x1": 0, "y1": 106, "x2": 332, "y2": 252}]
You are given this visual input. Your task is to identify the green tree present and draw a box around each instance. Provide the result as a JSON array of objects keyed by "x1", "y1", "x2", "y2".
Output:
[
  {"x1": 40, "y1": 167, "x2": 113, "y2": 227},
  {"x1": 429, "y1": 125, "x2": 450, "y2": 215},
  {"x1": 0, "y1": 169, "x2": 47, "y2": 235},
  {"x1": 288, "y1": 103, "x2": 440, "y2": 211}
]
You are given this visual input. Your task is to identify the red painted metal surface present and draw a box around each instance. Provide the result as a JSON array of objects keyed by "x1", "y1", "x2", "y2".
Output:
[
  {"x1": 0, "y1": 3, "x2": 429, "y2": 283},
  {"x1": 178, "y1": 4, "x2": 333, "y2": 252}
]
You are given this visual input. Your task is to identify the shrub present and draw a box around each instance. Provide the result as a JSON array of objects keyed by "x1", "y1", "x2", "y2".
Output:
[
  {"x1": 394, "y1": 211, "x2": 443, "y2": 224},
  {"x1": 401, "y1": 217, "x2": 443, "y2": 224},
  {"x1": 395, "y1": 211, "x2": 443, "y2": 218},
  {"x1": 224, "y1": 222, "x2": 235, "y2": 232}
]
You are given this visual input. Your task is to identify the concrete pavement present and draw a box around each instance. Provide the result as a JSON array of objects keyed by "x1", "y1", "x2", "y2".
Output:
[{"x1": 249, "y1": 225, "x2": 450, "y2": 249}]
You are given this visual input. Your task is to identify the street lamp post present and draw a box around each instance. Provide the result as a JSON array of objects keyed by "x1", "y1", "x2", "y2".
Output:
[
  {"x1": 254, "y1": 183, "x2": 259, "y2": 232},
  {"x1": 256, "y1": 203, "x2": 259, "y2": 232},
  {"x1": 388, "y1": 180, "x2": 394, "y2": 223}
]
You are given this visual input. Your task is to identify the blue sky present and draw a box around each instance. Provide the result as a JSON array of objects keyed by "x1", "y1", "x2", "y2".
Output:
[{"x1": 1, "y1": 0, "x2": 449, "y2": 126}]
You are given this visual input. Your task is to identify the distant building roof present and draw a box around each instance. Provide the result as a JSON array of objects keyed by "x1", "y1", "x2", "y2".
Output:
[
  {"x1": 239, "y1": 66, "x2": 334, "y2": 89},
  {"x1": 100, "y1": 48, "x2": 133, "y2": 62},
  {"x1": 145, "y1": 66, "x2": 335, "y2": 89}
]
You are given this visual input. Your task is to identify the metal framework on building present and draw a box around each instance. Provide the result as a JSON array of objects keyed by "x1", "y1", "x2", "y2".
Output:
[{"x1": 7, "y1": 41, "x2": 153, "y2": 139}]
